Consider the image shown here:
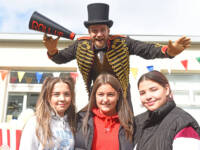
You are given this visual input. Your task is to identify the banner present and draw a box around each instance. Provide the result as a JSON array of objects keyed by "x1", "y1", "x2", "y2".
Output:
[
  {"x1": 0, "y1": 70, "x2": 8, "y2": 81},
  {"x1": 70, "y1": 72, "x2": 78, "y2": 82},
  {"x1": 25, "y1": 77, "x2": 32, "y2": 84},
  {"x1": 181, "y1": 60, "x2": 188, "y2": 71},
  {"x1": 36, "y1": 72, "x2": 43, "y2": 83},
  {"x1": 17, "y1": 72, "x2": 25, "y2": 83},
  {"x1": 11, "y1": 77, "x2": 17, "y2": 83},
  {"x1": 146, "y1": 65, "x2": 154, "y2": 72},
  {"x1": 196, "y1": 57, "x2": 200, "y2": 64},
  {"x1": 130, "y1": 68, "x2": 138, "y2": 79}
]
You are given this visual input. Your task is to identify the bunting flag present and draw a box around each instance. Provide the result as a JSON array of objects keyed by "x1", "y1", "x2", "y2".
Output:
[
  {"x1": 70, "y1": 72, "x2": 78, "y2": 82},
  {"x1": 17, "y1": 72, "x2": 25, "y2": 83},
  {"x1": 196, "y1": 57, "x2": 200, "y2": 64},
  {"x1": 181, "y1": 60, "x2": 188, "y2": 71},
  {"x1": 53, "y1": 72, "x2": 60, "y2": 77},
  {"x1": 146, "y1": 65, "x2": 154, "y2": 72},
  {"x1": 36, "y1": 72, "x2": 43, "y2": 83},
  {"x1": 11, "y1": 77, "x2": 17, "y2": 83},
  {"x1": 0, "y1": 70, "x2": 8, "y2": 81},
  {"x1": 130, "y1": 68, "x2": 138, "y2": 79},
  {"x1": 25, "y1": 77, "x2": 32, "y2": 84}
]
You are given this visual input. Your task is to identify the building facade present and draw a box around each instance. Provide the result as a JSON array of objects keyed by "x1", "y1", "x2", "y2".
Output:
[{"x1": 0, "y1": 33, "x2": 200, "y2": 124}]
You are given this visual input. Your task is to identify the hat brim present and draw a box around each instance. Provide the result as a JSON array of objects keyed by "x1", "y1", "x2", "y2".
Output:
[{"x1": 84, "y1": 20, "x2": 113, "y2": 28}]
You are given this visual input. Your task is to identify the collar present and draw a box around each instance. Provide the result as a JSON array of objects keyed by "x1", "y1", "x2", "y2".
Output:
[
  {"x1": 51, "y1": 111, "x2": 68, "y2": 121},
  {"x1": 144, "y1": 100, "x2": 176, "y2": 127},
  {"x1": 92, "y1": 108, "x2": 119, "y2": 132},
  {"x1": 94, "y1": 47, "x2": 107, "y2": 54}
]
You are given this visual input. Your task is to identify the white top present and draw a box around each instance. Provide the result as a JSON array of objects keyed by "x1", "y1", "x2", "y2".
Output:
[{"x1": 19, "y1": 114, "x2": 74, "y2": 150}]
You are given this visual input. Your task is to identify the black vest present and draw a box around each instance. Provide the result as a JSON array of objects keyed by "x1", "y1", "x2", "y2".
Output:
[{"x1": 134, "y1": 100, "x2": 200, "y2": 150}]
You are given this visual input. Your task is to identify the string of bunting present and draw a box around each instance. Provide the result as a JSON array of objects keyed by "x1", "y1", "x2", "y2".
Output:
[
  {"x1": 1, "y1": 57, "x2": 200, "y2": 83},
  {"x1": 0, "y1": 71, "x2": 78, "y2": 83}
]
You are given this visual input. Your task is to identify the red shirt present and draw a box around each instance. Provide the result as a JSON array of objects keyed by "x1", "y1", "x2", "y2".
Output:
[{"x1": 92, "y1": 108, "x2": 120, "y2": 150}]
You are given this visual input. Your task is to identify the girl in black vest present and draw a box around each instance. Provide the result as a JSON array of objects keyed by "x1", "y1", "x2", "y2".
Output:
[{"x1": 134, "y1": 70, "x2": 200, "y2": 150}]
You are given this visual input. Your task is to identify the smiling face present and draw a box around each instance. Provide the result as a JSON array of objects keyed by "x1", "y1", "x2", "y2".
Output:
[
  {"x1": 49, "y1": 82, "x2": 72, "y2": 117},
  {"x1": 96, "y1": 83, "x2": 119, "y2": 116},
  {"x1": 138, "y1": 79, "x2": 170, "y2": 111},
  {"x1": 88, "y1": 24, "x2": 110, "y2": 49}
]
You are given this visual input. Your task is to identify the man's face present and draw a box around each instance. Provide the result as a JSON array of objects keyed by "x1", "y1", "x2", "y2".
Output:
[{"x1": 88, "y1": 24, "x2": 110, "y2": 49}]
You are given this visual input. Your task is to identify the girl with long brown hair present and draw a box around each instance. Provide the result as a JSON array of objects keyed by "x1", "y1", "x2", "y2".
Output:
[
  {"x1": 20, "y1": 76, "x2": 76, "y2": 150},
  {"x1": 75, "y1": 73, "x2": 134, "y2": 150}
]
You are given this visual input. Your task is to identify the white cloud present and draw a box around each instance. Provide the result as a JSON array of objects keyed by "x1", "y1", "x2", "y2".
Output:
[{"x1": 0, "y1": 0, "x2": 200, "y2": 36}]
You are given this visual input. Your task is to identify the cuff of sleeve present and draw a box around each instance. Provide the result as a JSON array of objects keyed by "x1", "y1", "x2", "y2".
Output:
[
  {"x1": 161, "y1": 45, "x2": 174, "y2": 58},
  {"x1": 47, "y1": 50, "x2": 58, "y2": 59},
  {"x1": 161, "y1": 45, "x2": 168, "y2": 54}
]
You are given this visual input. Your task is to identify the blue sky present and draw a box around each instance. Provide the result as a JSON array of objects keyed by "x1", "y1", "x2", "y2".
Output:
[{"x1": 1, "y1": 0, "x2": 200, "y2": 36}]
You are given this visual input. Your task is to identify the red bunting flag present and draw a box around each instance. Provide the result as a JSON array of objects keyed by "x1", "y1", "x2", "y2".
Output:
[
  {"x1": 181, "y1": 60, "x2": 188, "y2": 70},
  {"x1": 0, "y1": 70, "x2": 8, "y2": 81},
  {"x1": 11, "y1": 77, "x2": 17, "y2": 83},
  {"x1": 70, "y1": 72, "x2": 78, "y2": 82}
]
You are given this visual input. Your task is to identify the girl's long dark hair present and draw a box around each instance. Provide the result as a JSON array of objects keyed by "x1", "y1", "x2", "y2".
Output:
[{"x1": 82, "y1": 73, "x2": 134, "y2": 141}]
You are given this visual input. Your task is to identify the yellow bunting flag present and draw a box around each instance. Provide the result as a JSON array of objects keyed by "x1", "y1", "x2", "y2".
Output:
[
  {"x1": 130, "y1": 68, "x2": 138, "y2": 79},
  {"x1": 17, "y1": 72, "x2": 25, "y2": 82}
]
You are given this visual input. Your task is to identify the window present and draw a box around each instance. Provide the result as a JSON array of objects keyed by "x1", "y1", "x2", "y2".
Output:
[{"x1": 165, "y1": 73, "x2": 200, "y2": 107}]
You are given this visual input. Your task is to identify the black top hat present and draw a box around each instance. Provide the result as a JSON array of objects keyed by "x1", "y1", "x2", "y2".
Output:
[{"x1": 84, "y1": 3, "x2": 113, "y2": 28}]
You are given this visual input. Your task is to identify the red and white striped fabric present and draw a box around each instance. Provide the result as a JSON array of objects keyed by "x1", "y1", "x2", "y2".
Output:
[
  {"x1": 0, "y1": 128, "x2": 22, "y2": 150},
  {"x1": 173, "y1": 126, "x2": 200, "y2": 150}
]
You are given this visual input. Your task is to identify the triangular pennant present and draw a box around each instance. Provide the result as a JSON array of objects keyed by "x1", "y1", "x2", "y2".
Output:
[
  {"x1": 25, "y1": 77, "x2": 33, "y2": 83},
  {"x1": 0, "y1": 70, "x2": 8, "y2": 81},
  {"x1": 181, "y1": 60, "x2": 188, "y2": 70},
  {"x1": 36, "y1": 72, "x2": 43, "y2": 83},
  {"x1": 196, "y1": 57, "x2": 200, "y2": 64},
  {"x1": 11, "y1": 77, "x2": 17, "y2": 83},
  {"x1": 53, "y1": 72, "x2": 60, "y2": 77},
  {"x1": 17, "y1": 72, "x2": 25, "y2": 82},
  {"x1": 130, "y1": 68, "x2": 138, "y2": 79},
  {"x1": 146, "y1": 65, "x2": 154, "y2": 72},
  {"x1": 70, "y1": 72, "x2": 78, "y2": 82}
]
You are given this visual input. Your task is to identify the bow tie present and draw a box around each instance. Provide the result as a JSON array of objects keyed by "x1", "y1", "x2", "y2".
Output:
[{"x1": 94, "y1": 47, "x2": 107, "y2": 54}]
